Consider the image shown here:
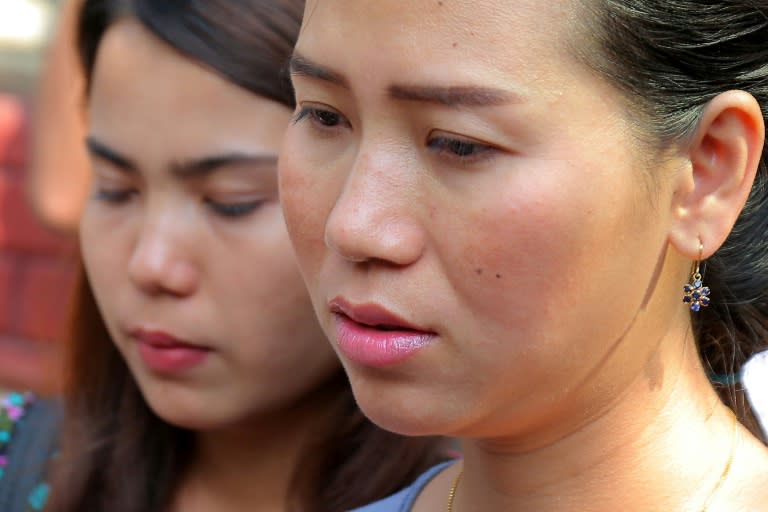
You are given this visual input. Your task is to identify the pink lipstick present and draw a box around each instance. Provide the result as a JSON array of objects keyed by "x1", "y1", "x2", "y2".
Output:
[
  {"x1": 330, "y1": 298, "x2": 436, "y2": 367},
  {"x1": 131, "y1": 329, "x2": 211, "y2": 374}
]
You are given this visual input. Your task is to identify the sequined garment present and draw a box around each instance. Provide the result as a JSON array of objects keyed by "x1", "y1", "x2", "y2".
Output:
[{"x1": 0, "y1": 392, "x2": 50, "y2": 511}]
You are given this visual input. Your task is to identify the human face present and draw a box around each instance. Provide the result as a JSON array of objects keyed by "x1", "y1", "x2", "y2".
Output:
[
  {"x1": 280, "y1": 0, "x2": 689, "y2": 441},
  {"x1": 81, "y1": 20, "x2": 338, "y2": 430}
]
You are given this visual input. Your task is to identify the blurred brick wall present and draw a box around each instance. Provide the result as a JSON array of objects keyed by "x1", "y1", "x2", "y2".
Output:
[{"x1": 0, "y1": 93, "x2": 77, "y2": 393}]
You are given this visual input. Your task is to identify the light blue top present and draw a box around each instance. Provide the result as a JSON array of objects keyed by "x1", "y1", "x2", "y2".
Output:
[{"x1": 349, "y1": 461, "x2": 456, "y2": 512}]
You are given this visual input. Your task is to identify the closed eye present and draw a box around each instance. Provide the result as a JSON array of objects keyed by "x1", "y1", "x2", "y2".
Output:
[
  {"x1": 95, "y1": 187, "x2": 137, "y2": 204},
  {"x1": 204, "y1": 198, "x2": 264, "y2": 218}
]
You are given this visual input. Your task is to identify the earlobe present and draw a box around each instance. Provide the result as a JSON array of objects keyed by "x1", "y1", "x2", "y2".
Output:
[{"x1": 668, "y1": 90, "x2": 764, "y2": 259}]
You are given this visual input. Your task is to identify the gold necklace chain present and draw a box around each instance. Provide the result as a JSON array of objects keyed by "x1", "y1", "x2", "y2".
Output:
[
  {"x1": 446, "y1": 415, "x2": 739, "y2": 512},
  {"x1": 699, "y1": 413, "x2": 739, "y2": 512},
  {"x1": 446, "y1": 469, "x2": 462, "y2": 512}
]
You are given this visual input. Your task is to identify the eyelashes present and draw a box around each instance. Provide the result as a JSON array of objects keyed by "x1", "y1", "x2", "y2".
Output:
[
  {"x1": 95, "y1": 188, "x2": 135, "y2": 204},
  {"x1": 203, "y1": 199, "x2": 263, "y2": 218},
  {"x1": 94, "y1": 188, "x2": 263, "y2": 219},
  {"x1": 292, "y1": 106, "x2": 350, "y2": 130},
  {"x1": 293, "y1": 104, "x2": 499, "y2": 165},
  {"x1": 426, "y1": 135, "x2": 497, "y2": 163}
]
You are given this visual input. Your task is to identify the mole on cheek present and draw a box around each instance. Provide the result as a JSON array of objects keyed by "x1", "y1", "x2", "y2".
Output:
[
  {"x1": 475, "y1": 268, "x2": 483, "y2": 276},
  {"x1": 496, "y1": 273, "x2": 502, "y2": 279}
]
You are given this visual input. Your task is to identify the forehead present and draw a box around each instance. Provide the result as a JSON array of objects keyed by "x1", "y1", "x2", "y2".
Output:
[
  {"x1": 88, "y1": 19, "x2": 288, "y2": 155},
  {"x1": 91, "y1": 19, "x2": 235, "y2": 122},
  {"x1": 298, "y1": 0, "x2": 579, "y2": 89}
]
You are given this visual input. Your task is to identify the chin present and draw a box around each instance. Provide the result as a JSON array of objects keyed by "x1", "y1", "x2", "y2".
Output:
[
  {"x1": 145, "y1": 398, "x2": 215, "y2": 430},
  {"x1": 137, "y1": 384, "x2": 228, "y2": 431},
  {"x1": 360, "y1": 407, "x2": 443, "y2": 437},
  {"x1": 349, "y1": 373, "x2": 458, "y2": 437}
]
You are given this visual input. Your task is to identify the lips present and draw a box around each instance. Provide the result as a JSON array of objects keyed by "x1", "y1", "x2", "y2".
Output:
[
  {"x1": 329, "y1": 298, "x2": 436, "y2": 367},
  {"x1": 130, "y1": 328, "x2": 211, "y2": 374}
]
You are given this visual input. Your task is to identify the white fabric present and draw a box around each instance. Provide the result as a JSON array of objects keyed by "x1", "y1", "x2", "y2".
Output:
[{"x1": 742, "y1": 350, "x2": 768, "y2": 438}]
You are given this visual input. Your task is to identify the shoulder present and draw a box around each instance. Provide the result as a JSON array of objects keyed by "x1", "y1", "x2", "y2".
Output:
[
  {"x1": 348, "y1": 461, "x2": 456, "y2": 512},
  {"x1": 0, "y1": 393, "x2": 60, "y2": 511},
  {"x1": 3, "y1": 394, "x2": 62, "y2": 448}
]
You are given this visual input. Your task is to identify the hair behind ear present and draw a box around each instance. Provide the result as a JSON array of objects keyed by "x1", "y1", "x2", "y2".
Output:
[
  {"x1": 578, "y1": 0, "x2": 768, "y2": 441},
  {"x1": 694, "y1": 167, "x2": 768, "y2": 439}
]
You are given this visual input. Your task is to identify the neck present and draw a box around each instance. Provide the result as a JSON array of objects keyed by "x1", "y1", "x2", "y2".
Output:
[
  {"x1": 457, "y1": 326, "x2": 744, "y2": 512},
  {"x1": 176, "y1": 374, "x2": 344, "y2": 512}
]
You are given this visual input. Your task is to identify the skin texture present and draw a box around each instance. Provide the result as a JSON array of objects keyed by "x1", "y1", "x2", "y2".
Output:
[
  {"x1": 280, "y1": 1, "x2": 768, "y2": 510},
  {"x1": 80, "y1": 20, "x2": 339, "y2": 510}
]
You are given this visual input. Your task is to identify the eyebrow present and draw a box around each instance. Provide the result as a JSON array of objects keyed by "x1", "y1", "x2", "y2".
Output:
[
  {"x1": 170, "y1": 153, "x2": 278, "y2": 178},
  {"x1": 86, "y1": 137, "x2": 137, "y2": 171},
  {"x1": 289, "y1": 53, "x2": 349, "y2": 88},
  {"x1": 86, "y1": 136, "x2": 278, "y2": 178},
  {"x1": 289, "y1": 52, "x2": 522, "y2": 108},
  {"x1": 387, "y1": 84, "x2": 519, "y2": 107}
]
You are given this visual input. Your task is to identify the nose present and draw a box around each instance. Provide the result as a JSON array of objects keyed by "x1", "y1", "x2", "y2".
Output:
[
  {"x1": 127, "y1": 212, "x2": 199, "y2": 297},
  {"x1": 324, "y1": 147, "x2": 425, "y2": 266}
]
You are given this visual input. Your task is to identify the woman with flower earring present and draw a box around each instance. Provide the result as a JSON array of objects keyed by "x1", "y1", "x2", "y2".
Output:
[{"x1": 280, "y1": 1, "x2": 768, "y2": 510}]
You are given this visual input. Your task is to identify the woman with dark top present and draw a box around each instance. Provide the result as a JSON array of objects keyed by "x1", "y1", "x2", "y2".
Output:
[{"x1": 1, "y1": 1, "x2": 445, "y2": 511}]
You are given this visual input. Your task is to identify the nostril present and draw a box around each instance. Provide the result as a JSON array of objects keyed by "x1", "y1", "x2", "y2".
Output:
[{"x1": 325, "y1": 213, "x2": 426, "y2": 267}]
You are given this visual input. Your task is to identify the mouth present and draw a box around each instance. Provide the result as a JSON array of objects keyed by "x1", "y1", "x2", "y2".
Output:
[
  {"x1": 328, "y1": 297, "x2": 436, "y2": 367},
  {"x1": 129, "y1": 328, "x2": 206, "y2": 349},
  {"x1": 129, "y1": 327, "x2": 212, "y2": 374},
  {"x1": 329, "y1": 298, "x2": 432, "y2": 333}
]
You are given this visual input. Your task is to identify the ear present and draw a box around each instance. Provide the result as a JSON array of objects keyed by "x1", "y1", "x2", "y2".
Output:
[{"x1": 668, "y1": 90, "x2": 764, "y2": 259}]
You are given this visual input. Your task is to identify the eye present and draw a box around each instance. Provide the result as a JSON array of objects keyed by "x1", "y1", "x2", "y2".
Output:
[
  {"x1": 205, "y1": 199, "x2": 264, "y2": 218},
  {"x1": 292, "y1": 105, "x2": 350, "y2": 130},
  {"x1": 95, "y1": 188, "x2": 136, "y2": 204},
  {"x1": 427, "y1": 134, "x2": 497, "y2": 164}
]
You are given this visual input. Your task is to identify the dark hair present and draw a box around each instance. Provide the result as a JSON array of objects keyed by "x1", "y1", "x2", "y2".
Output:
[
  {"x1": 575, "y1": 0, "x2": 768, "y2": 439},
  {"x1": 46, "y1": 2, "x2": 445, "y2": 511}
]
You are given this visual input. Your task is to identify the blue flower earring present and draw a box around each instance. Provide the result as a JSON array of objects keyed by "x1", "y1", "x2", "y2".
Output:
[{"x1": 683, "y1": 242, "x2": 710, "y2": 312}]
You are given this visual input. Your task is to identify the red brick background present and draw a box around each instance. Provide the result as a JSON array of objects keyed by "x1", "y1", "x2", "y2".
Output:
[{"x1": 0, "y1": 93, "x2": 77, "y2": 393}]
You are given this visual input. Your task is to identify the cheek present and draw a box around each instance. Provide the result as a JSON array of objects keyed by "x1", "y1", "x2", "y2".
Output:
[
  {"x1": 279, "y1": 133, "x2": 336, "y2": 283},
  {"x1": 78, "y1": 206, "x2": 131, "y2": 339},
  {"x1": 443, "y1": 189, "x2": 574, "y2": 329},
  {"x1": 220, "y1": 229, "x2": 335, "y2": 371},
  {"x1": 80, "y1": 206, "x2": 120, "y2": 294},
  {"x1": 240, "y1": 242, "x2": 310, "y2": 316},
  {"x1": 221, "y1": 210, "x2": 318, "y2": 326},
  {"x1": 437, "y1": 159, "x2": 644, "y2": 345},
  {"x1": 239, "y1": 266, "x2": 321, "y2": 349}
]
